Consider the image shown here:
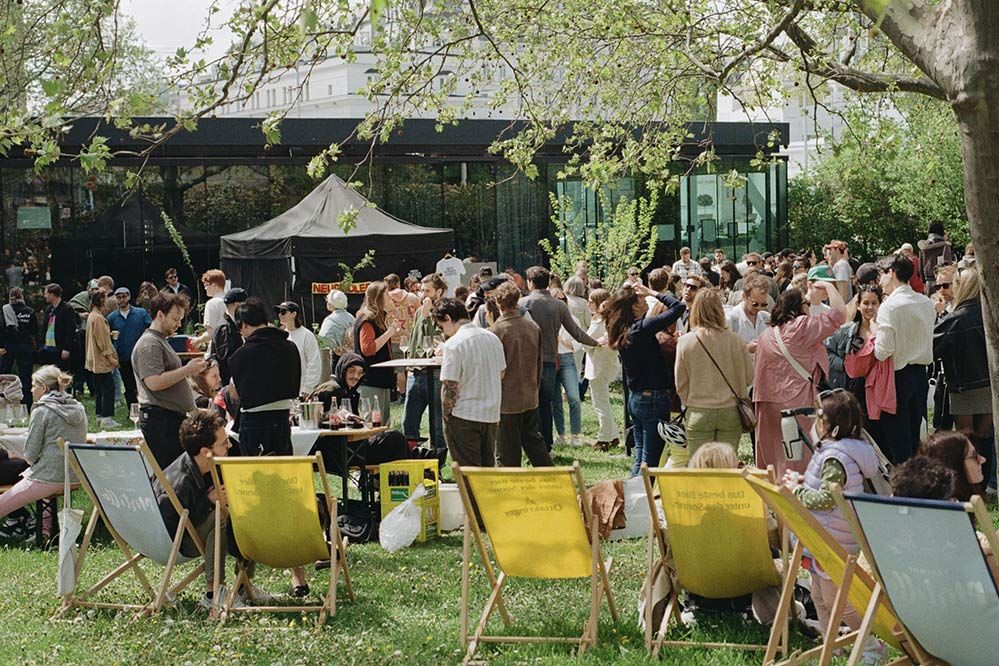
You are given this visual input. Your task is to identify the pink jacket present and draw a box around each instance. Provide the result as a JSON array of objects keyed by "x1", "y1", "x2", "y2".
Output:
[
  {"x1": 844, "y1": 335, "x2": 897, "y2": 419},
  {"x1": 753, "y1": 310, "x2": 845, "y2": 405}
]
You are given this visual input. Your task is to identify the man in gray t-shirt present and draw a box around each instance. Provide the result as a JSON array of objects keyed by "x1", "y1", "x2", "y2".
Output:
[{"x1": 132, "y1": 292, "x2": 206, "y2": 469}]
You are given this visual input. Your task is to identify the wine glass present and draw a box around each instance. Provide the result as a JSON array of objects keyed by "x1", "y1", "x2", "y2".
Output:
[
  {"x1": 129, "y1": 403, "x2": 141, "y2": 430},
  {"x1": 358, "y1": 397, "x2": 372, "y2": 428},
  {"x1": 2, "y1": 403, "x2": 12, "y2": 428},
  {"x1": 14, "y1": 405, "x2": 28, "y2": 428},
  {"x1": 398, "y1": 331, "x2": 410, "y2": 356}
]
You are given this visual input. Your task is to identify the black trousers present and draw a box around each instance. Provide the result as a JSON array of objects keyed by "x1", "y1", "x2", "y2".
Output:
[
  {"x1": 92, "y1": 371, "x2": 115, "y2": 418},
  {"x1": 497, "y1": 409, "x2": 554, "y2": 467},
  {"x1": 139, "y1": 406, "x2": 187, "y2": 470},
  {"x1": 877, "y1": 364, "x2": 929, "y2": 465},
  {"x1": 1, "y1": 343, "x2": 34, "y2": 406},
  {"x1": 119, "y1": 359, "x2": 139, "y2": 407},
  {"x1": 238, "y1": 410, "x2": 292, "y2": 456}
]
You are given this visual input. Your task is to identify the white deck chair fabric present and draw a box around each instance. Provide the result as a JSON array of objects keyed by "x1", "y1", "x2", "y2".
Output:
[
  {"x1": 848, "y1": 494, "x2": 999, "y2": 666},
  {"x1": 69, "y1": 444, "x2": 192, "y2": 565}
]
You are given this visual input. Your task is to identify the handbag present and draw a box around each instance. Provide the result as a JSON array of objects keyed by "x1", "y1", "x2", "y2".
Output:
[{"x1": 695, "y1": 335, "x2": 756, "y2": 432}]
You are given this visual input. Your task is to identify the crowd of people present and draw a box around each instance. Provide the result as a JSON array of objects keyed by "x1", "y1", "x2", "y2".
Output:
[{"x1": 0, "y1": 219, "x2": 993, "y2": 625}]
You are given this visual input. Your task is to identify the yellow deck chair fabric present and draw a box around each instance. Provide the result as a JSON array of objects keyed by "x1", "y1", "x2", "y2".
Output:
[
  {"x1": 217, "y1": 457, "x2": 330, "y2": 568},
  {"x1": 655, "y1": 468, "x2": 779, "y2": 598},
  {"x1": 744, "y1": 475, "x2": 902, "y2": 654},
  {"x1": 454, "y1": 463, "x2": 618, "y2": 664},
  {"x1": 464, "y1": 468, "x2": 592, "y2": 579}
]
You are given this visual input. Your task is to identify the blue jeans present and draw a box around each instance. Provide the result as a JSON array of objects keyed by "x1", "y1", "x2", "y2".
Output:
[
  {"x1": 628, "y1": 389, "x2": 672, "y2": 476},
  {"x1": 538, "y1": 363, "x2": 559, "y2": 448},
  {"x1": 553, "y1": 353, "x2": 582, "y2": 436},
  {"x1": 403, "y1": 371, "x2": 444, "y2": 451}
]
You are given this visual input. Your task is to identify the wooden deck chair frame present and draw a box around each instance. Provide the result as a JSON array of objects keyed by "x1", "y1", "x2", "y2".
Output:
[
  {"x1": 209, "y1": 452, "x2": 354, "y2": 626},
  {"x1": 55, "y1": 439, "x2": 206, "y2": 618},
  {"x1": 832, "y1": 486, "x2": 991, "y2": 666},
  {"x1": 742, "y1": 473, "x2": 917, "y2": 666},
  {"x1": 640, "y1": 464, "x2": 788, "y2": 658},
  {"x1": 453, "y1": 462, "x2": 618, "y2": 665}
]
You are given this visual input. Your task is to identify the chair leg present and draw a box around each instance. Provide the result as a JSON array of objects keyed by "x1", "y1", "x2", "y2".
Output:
[
  {"x1": 150, "y1": 513, "x2": 189, "y2": 615},
  {"x1": 766, "y1": 540, "x2": 804, "y2": 665},
  {"x1": 338, "y1": 534, "x2": 355, "y2": 602},
  {"x1": 845, "y1": 583, "x2": 883, "y2": 666},
  {"x1": 464, "y1": 572, "x2": 507, "y2": 665},
  {"x1": 818, "y1": 555, "x2": 858, "y2": 666}
]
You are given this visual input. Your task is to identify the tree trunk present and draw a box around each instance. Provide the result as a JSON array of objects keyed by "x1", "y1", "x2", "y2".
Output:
[{"x1": 952, "y1": 68, "x2": 999, "y2": 489}]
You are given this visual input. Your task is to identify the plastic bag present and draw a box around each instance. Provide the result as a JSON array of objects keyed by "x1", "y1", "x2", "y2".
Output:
[{"x1": 379, "y1": 484, "x2": 427, "y2": 553}]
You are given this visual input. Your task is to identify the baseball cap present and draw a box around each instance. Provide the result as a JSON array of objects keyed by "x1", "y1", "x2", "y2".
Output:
[
  {"x1": 326, "y1": 290, "x2": 348, "y2": 309},
  {"x1": 113, "y1": 287, "x2": 130, "y2": 296},
  {"x1": 222, "y1": 287, "x2": 248, "y2": 304},
  {"x1": 806, "y1": 265, "x2": 844, "y2": 282},
  {"x1": 273, "y1": 301, "x2": 300, "y2": 314},
  {"x1": 855, "y1": 263, "x2": 880, "y2": 286}
]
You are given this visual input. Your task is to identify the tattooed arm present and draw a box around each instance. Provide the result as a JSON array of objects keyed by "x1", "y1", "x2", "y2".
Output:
[{"x1": 441, "y1": 380, "x2": 459, "y2": 421}]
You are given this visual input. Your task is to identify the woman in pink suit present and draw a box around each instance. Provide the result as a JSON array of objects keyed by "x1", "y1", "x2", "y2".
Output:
[{"x1": 753, "y1": 281, "x2": 846, "y2": 477}]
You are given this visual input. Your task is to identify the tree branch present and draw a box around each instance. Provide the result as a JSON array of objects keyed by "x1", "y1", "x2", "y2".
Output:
[{"x1": 783, "y1": 22, "x2": 946, "y2": 100}]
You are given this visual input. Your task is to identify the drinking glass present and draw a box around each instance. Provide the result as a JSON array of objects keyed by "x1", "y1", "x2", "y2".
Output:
[
  {"x1": 358, "y1": 397, "x2": 372, "y2": 428},
  {"x1": 14, "y1": 405, "x2": 28, "y2": 427},
  {"x1": 129, "y1": 403, "x2": 141, "y2": 430},
  {"x1": 2, "y1": 403, "x2": 12, "y2": 427}
]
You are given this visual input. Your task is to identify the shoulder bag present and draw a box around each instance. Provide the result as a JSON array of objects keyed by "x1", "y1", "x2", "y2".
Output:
[{"x1": 695, "y1": 335, "x2": 756, "y2": 432}]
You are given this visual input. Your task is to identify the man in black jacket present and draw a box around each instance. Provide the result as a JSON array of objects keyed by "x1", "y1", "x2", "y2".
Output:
[
  {"x1": 228, "y1": 298, "x2": 301, "y2": 456},
  {"x1": 0, "y1": 287, "x2": 37, "y2": 405},
  {"x1": 211, "y1": 288, "x2": 247, "y2": 385},
  {"x1": 38, "y1": 283, "x2": 78, "y2": 373}
]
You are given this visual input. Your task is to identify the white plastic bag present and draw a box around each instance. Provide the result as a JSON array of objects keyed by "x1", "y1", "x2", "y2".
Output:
[{"x1": 379, "y1": 484, "x2": 427, "y2": 553}]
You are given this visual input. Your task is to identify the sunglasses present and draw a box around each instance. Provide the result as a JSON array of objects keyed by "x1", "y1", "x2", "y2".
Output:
[
  {"x1": 793, "y1": 264, "x2": 804, "y2": 269},
  {"x1": 683, "y1": 283, "x2": 700, "y2": 290},
  {"x1": 747, "y1": 299, "x2": 768, "y2": 308},
  {"x1": 747, "y1": 260, "x2": 760, "y2": 266},
  {"x1": 278, "y1": 309, "x2": 291, "y2": 315},
  {"x1": 937, "y1": 282, "x2": 952, "y2": 289}
]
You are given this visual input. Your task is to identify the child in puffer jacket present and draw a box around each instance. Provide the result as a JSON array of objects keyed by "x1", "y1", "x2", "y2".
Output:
[{"x1": 784, "y1": 390, "x2": 885, "y2": 664}]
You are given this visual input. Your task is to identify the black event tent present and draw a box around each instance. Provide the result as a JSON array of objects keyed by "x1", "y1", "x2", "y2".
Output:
[
  {"x1": 52, "y1": 196, "x2": 217, "y2": 294},
  {"x1": 220, "y1": 175, "x2": 454, "y2": 320}
]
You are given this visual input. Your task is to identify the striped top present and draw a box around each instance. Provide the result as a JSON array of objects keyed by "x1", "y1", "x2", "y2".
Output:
[
  {"x1": 440, "y1": 323, "x2": 506, "y2": 423},
  {"x1": 874, "y1": 284, "x2": 935, "y2": 370}
]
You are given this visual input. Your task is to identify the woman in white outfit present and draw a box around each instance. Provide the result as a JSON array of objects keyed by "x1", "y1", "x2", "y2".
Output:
[
  {"x1": 583, "y1": 288, "x2": 620, "y2": 450},
  {"x1": 276, "y1": 301, "x2": 322, "y2": 397}
]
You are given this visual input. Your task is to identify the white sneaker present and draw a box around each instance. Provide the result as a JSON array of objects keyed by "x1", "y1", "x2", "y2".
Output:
[
  {"x1": 555, "y1": 435, "x2": 567, "y2": 447},
  {"x1": 199, "y1": 585, "x2": 246, "y2": 611},
  {"x1": 570, "y1": 435, "x2": 582, "y2": 447},
  {"x1": 241, "y1": 583, "x2": 279, "y2": 605}
]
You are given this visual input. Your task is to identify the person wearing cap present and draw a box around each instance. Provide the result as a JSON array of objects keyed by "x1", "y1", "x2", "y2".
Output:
[
  {"x1": 276, "y1": 301, "x2": 321, "y2": 396},
  {"x1": 210, "y1": 288, "x2": 247, "y2": 386},
  {"x1": 318, "y1": 289, "x2": 355, "y2": 362},
  {"x1": 804, "y1": 265, "x2": 844, "y2": 317},
  {"x1": 108, "y1": 286, "x2": 152, "y2": 407},
  {"x1": 192, "y1": 269, "x2": 227, "y2": 348},
  {"x1": 823, "y1": 240, "x2": 853, "y2": 300}
]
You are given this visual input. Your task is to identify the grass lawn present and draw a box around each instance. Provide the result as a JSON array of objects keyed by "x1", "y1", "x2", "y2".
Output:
[{"x1": 0, "y1": 385, "x2": 971, "y2": 664}]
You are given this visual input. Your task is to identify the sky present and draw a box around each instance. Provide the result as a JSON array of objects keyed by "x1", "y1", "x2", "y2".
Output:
[{"x1": 123, "y1": 0, "x2": 236, "y2": 62}]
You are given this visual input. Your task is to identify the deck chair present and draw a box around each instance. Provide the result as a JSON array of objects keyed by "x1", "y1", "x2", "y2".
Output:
[
  {"x1": 57, "y1": 440, "x2": 206, "y2": 617},
  {"x1": 837, "y1": 490, "x2": 999, "y2": 666},
  {"x1": 453, "y1": 462, "x2": 618, "y2": 664},
  {"x1": 743, "y1": 474, "x2": 913, "y2": 665},
  {"x1": 210, "y1": 453, "x2": 354, "y2": 625},
  {"x1": 640, "y1": 465, "x2": 786, "y2": 657}
]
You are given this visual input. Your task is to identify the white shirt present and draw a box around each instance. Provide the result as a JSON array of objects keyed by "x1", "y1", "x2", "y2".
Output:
[
  {"x1": 440, "y1": 323, "x2": 506, "y2": 423},
  {"x1": 874, "y1": 284, "x2": 935, "y2": 369},
  {"x1": 725, "y1": 305, "x2": 770, "y2": 346},
  {"x1": 671, "y1": 259, "x2": 701, "y2": 279},
  {"x1": 435, "y1": 256, "x2": 466, "y2": 297},
  {"x1": 286, "y1": 326, "x2": 322, "y2": 395},
  {"x1": 832, "y1": 258, "x2": 853, "y2": 299},
  {"x1": 583, "y1": 318, "x2": 619, "y2": 380},
  {"x1": 203, "y1": 295, "x2": 226, "y2": 331}
]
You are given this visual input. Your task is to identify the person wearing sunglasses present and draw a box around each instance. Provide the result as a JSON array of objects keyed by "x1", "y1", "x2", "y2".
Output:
[
  {"x1": 676, "y1": 275, "x2": 707, "y2": 334},
  {"x1": 725, "y1": 274, "x2": 772, "y2": 356},
  {"x1": 731, "y1": 252, "x2": 779, "y2": 304},
  {"x1": 931, "y1": 264, "x2": 956, "y2": 318}
]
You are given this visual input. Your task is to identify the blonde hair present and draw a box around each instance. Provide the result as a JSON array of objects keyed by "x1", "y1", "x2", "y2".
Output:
[
  {"x1": 358, "y1": 280, "x2": 389, "y2": 330},
  {"x1": 32, "y1": 365, "x2": 73, "y2": 393},
  {"x1": 689, "y1": 442, "x2": 739, "y2": 469},
  {"x1": 953, "y1": 267, "x2": 980, "y2": 308},
  {"x1": 689, "y1": 288, "x2": 727, "y2": 331}
]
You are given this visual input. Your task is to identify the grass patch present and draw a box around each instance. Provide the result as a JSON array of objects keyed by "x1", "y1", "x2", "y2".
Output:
[{"x1": 0, "y1": 385, "x2": 947, "y2": 664}]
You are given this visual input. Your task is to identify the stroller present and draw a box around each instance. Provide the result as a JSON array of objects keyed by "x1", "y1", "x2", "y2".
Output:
[{"x1": 779, "y1": 390, "x2": 893, "y2": 495}]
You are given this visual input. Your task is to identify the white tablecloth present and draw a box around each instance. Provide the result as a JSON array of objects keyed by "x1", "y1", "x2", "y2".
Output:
[
  {"x1": 291, "y1": 428, "x2": 323, "y2": 456},
  {"x1": 91, "y1": 430, "x2": 144, "y2": 447}
]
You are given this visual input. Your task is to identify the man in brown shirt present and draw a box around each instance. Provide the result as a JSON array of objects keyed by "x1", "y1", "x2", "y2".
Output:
[{"x1": 489, "y1": 281, "x2": 553, "y2": 467}]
